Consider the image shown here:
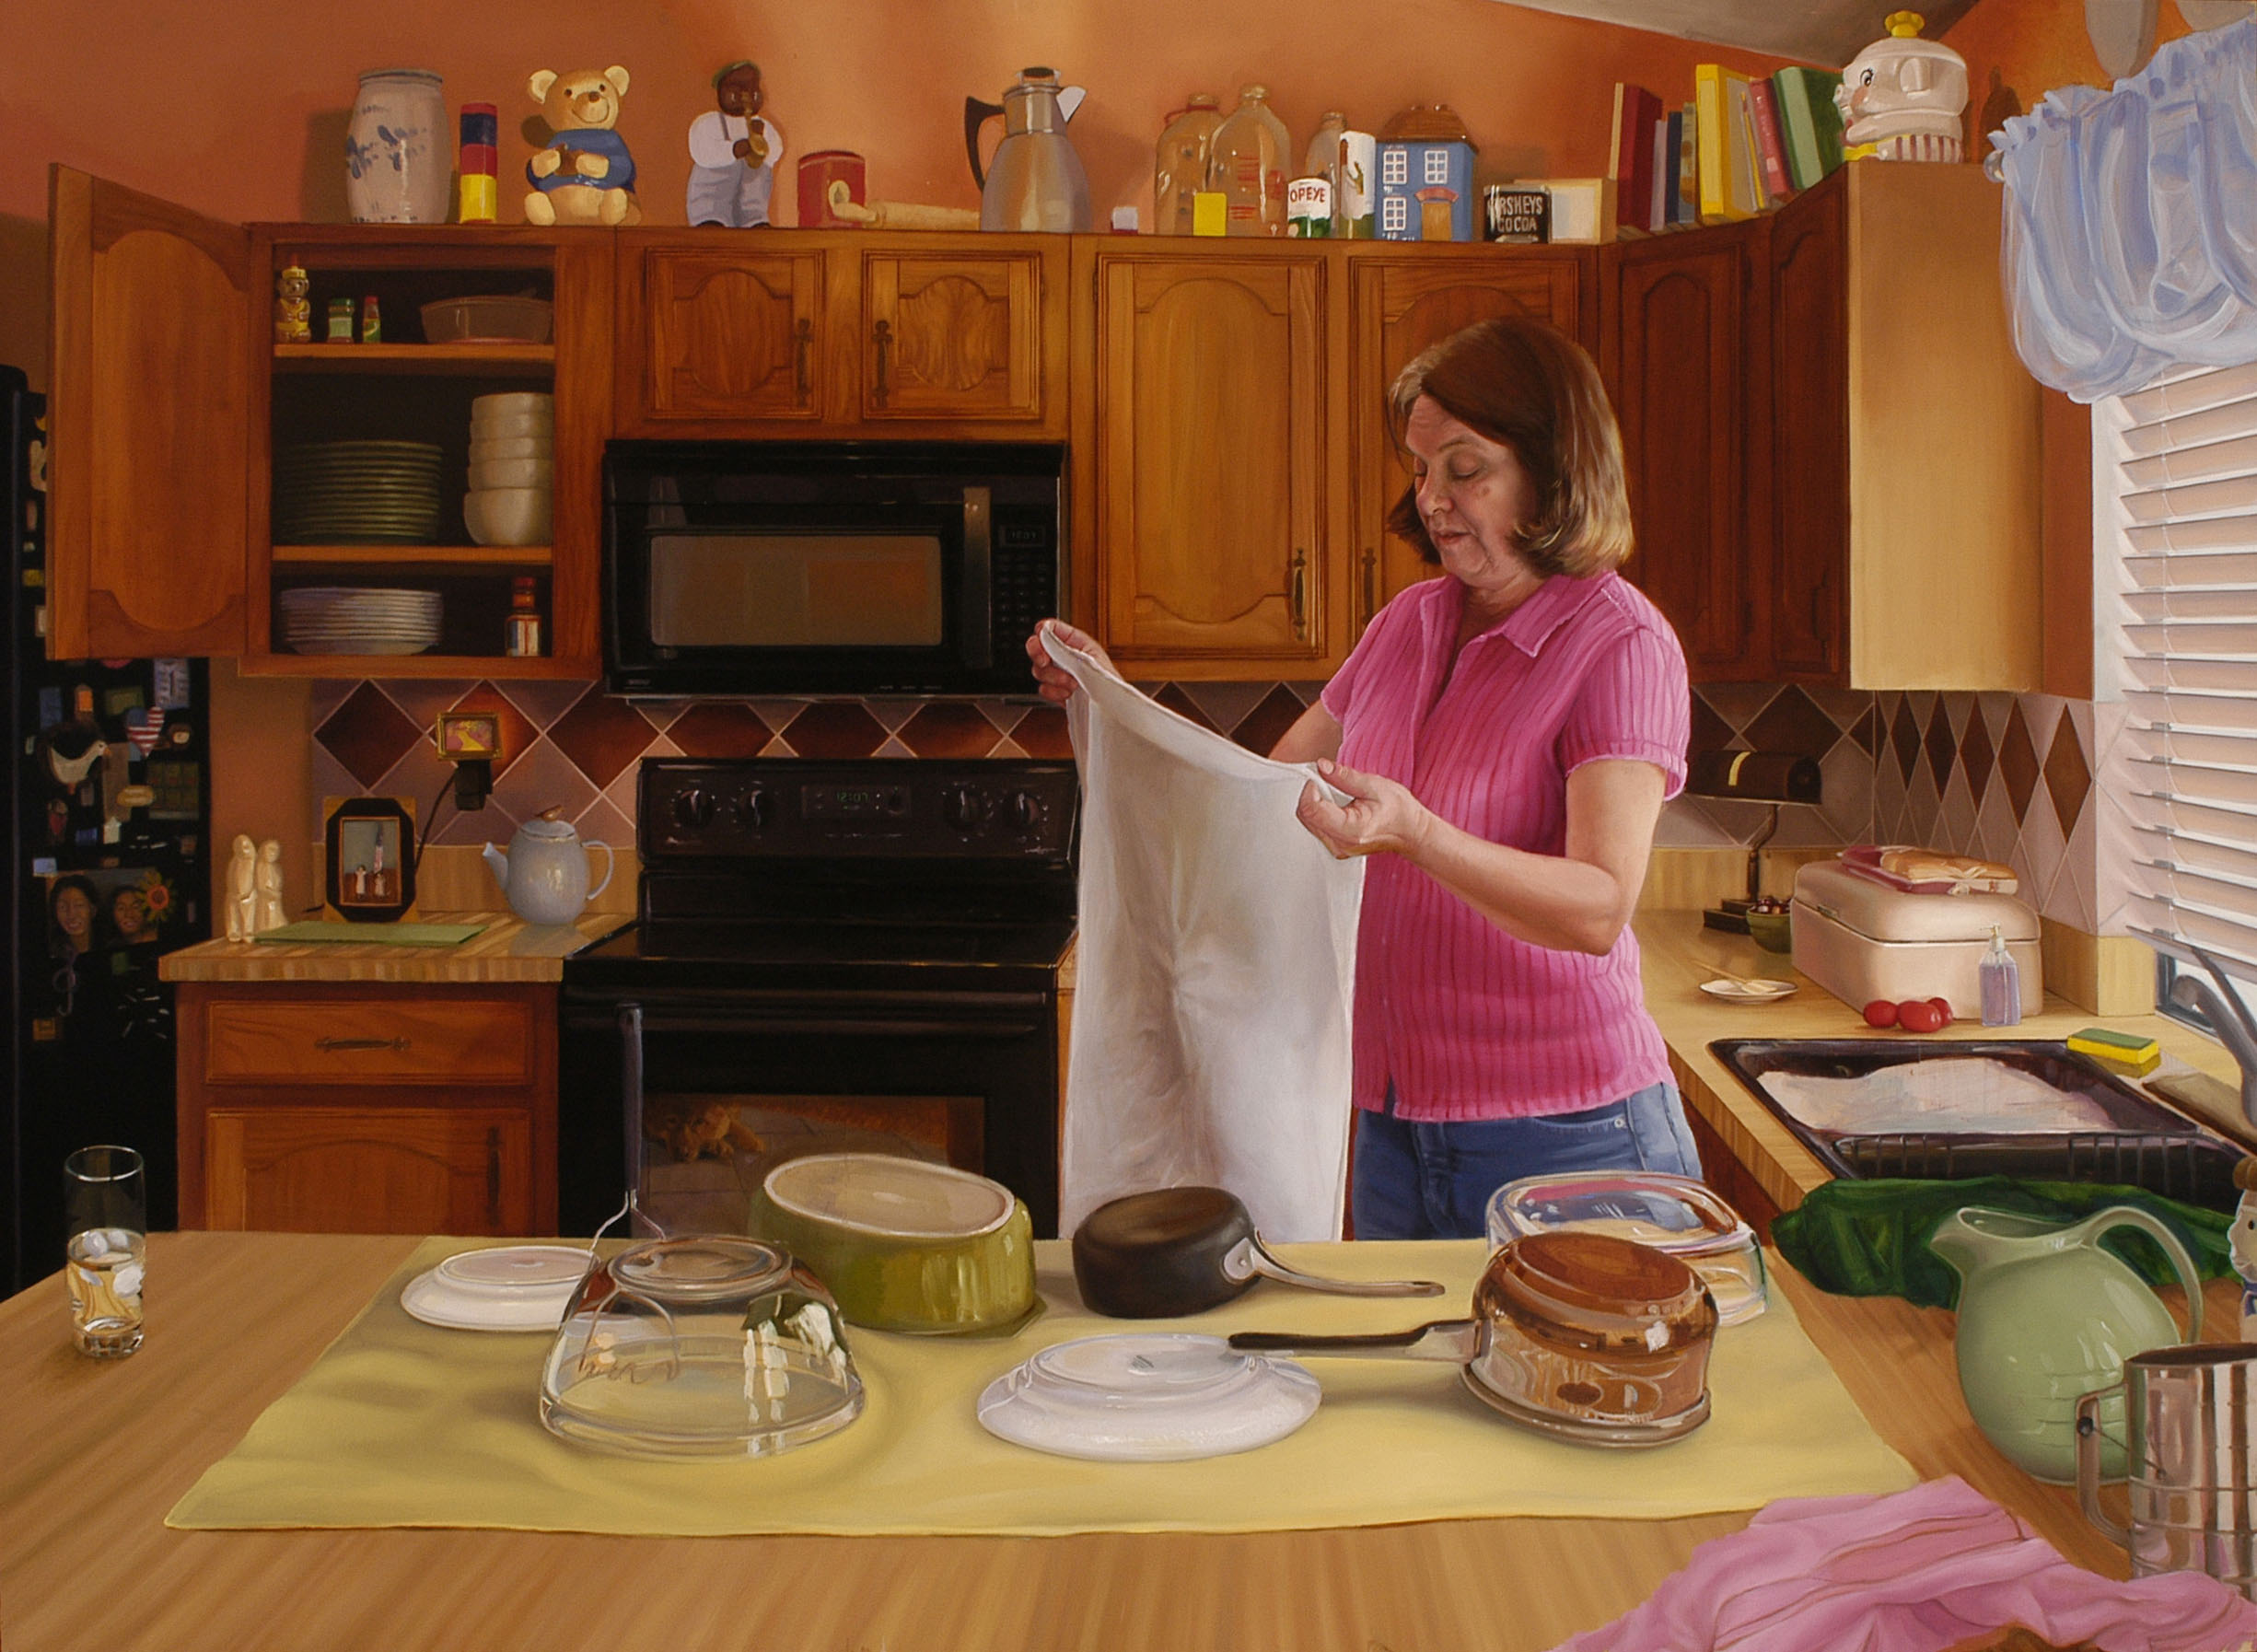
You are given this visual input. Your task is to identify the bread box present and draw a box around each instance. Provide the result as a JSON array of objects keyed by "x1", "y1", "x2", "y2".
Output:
[{"x1": 1790, "y1": 858, "x2": 2041, "y2": 1019}]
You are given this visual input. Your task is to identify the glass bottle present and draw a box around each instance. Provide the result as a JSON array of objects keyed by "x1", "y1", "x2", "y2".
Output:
[
  {"x1": 1155, "y1": 94, "x2": 1223, "y2": 237},
  {"x1": 1212, "y1": 85, "x2": 1290, "y2": 237},
  {"x1": 1303, "y1": 111, "x2": 1348, "y2": 234},
  {"x1": 1979, "y1": 925, "x2": 2022, "y2": 1027}
]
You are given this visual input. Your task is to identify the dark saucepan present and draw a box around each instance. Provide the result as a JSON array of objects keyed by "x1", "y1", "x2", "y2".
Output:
[{"x1": 1071, "y1": 1185, "x2": 1445, "y2": 1318}]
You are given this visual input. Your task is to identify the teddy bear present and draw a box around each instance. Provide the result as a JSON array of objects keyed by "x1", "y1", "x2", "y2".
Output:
[
  {"x1": 643, "y1": 1096, "x2": 763, "y2": 1163},
  {"x1": 524, "y1": 65, "x2": 643, "y2": 227}
]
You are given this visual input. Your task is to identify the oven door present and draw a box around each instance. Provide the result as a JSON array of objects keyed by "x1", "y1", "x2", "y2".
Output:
[{"x1": 559, "y1": 984, "x2": 1061, "y2": 1239}]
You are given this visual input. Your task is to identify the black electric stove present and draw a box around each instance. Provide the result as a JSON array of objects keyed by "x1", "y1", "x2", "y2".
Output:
[{"x1": 560, "y1": 758, "x2": 1078, "y2": 1236}]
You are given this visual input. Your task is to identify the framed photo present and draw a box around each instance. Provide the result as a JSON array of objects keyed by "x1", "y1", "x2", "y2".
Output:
[
  {"x1": 323, "y1": 796, "x2": 417, "y2": 924},
  {"x1": 434, "y1": 709, "x2": 503, "y2": 762}
]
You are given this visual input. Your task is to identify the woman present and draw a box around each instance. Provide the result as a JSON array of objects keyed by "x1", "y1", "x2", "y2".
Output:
[{"x1": 1029, "y1": 315, "x2": 1698, "y2": 1239}]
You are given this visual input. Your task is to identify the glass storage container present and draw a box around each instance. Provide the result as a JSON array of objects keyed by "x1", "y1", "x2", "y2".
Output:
[
  {"x1": 1211, "y1": 85, "x2": 1290, "y2": 237},
  {"x1": 1486, "y1": 1170, "x2": 1766, "y2": 1326}
]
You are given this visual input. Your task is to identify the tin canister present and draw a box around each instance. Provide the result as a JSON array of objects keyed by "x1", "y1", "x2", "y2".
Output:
[
  {"x1": 1337, "y1": 131, "x2": 1378, "y2": 238},
  {"x1": 1286, "y1": 177, "x2": 1332, "y2": 237},
  {"x1": 2078, "y1": 1344, "x2": 2257, "y2": 1600},
  {"x1": 797, "y1": 150, "x2": 867, "y2": 228},
  {"x1": 1483, "y1": 184, "x2": 1550, "y2": 244}
]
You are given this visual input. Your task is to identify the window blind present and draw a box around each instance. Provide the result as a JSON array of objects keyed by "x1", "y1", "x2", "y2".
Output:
[{"x1": 2118, "y1": 361, "x2": 2257, "y2": 976}]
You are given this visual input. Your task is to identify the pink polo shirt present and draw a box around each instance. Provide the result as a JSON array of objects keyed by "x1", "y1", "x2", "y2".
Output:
[{"x1": 1320, "y1": 570, "x2": 1690, "y2": 1123}]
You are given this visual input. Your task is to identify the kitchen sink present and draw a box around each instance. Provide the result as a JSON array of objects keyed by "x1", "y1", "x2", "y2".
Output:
[{"x1": 1710, "y1": 1039, "x2": 2248, "y2": 1210}]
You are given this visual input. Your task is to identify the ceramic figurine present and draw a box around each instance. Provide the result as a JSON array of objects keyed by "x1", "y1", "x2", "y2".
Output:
[
  {"x1": 273, "y1": 263, "x2": 311, "y2": 343},
  {"x1": 254, "y1": 840, "x2": 286, "y2": 934},
  {"x1": 1835, "y1": 11, "x2": 1969, "y2": 163},
  {"x1": 524, "y1": 66, "x2": 643, "y2": 227},
  {"x1": 687, "y1": 60, "x2": 785, "y2": 227},
  {"x1": 226, "y1": 834, "x2": 257, "y2": 942},
  {"x1": 2231, "y1": 1158, "x2": 2257, "y2": 1341}
]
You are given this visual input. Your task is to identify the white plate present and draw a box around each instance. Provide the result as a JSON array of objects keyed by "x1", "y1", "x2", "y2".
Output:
[
  {"x1": 977, "y1": 1333, "x2": 1320, "y2": 1461},
  {"x1": 1698, "y1": 977, "x2": 1797, "y2": 1002},
  {"x1": 401, "y1": 1244, "x2": 588, "y2": 1332}
]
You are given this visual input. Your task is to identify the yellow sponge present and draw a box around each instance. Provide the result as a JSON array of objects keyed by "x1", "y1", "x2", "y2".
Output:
[{"x1": 2067, "y1": 1027, "x2": 2161, "y2": 1077}]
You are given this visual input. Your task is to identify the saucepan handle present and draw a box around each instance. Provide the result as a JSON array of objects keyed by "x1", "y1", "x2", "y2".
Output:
[
  {"x1": 2077, "y1": 1385, "x2": 2133, "y2": 1546},
  {"x1": 1227, "y1": 1234, "x2": 1446, "y2": 1298},
  {"x1": 1228, "y1": 1320, "x2": 1482, "y2": 1363}
]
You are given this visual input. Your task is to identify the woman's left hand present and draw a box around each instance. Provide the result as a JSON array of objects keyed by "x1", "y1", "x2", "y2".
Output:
[{"x1": 1295, "y1": 758, "x2": 1433, "y2": 861}]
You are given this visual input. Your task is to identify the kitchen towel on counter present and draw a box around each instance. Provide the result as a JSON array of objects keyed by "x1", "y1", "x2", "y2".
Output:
[
  {"x1": 1045, "y1": 632, "x2": 1363, "y2": 1241},
  {"x1": 166, "y1": 1237, "x2": 1917, "y2": 1538},
  {"x1": 1546, "y1": 1473, "x2": 2257, "y2": 1652}
]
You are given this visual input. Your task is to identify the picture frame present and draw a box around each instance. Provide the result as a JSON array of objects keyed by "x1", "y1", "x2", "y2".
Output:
[
  {"x1": 322, "y1": 795, "x2": 417, "y2": 924},
  {"x1": 433, "y1": 709, "x2": 503, "y2": 762}
]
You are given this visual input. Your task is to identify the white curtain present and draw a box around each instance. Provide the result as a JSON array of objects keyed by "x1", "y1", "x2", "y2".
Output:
[{"x1": 1991, "y1": 16, "x2": 2257, "y2": 404}]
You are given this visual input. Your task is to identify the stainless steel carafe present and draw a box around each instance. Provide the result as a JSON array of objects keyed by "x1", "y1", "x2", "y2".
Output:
[
  {"x1": 963, "y1": 67, "x2": 1092, "y2": 233},
  {"x1": 2078, "y1": 1344, "x2": 2257, "y2": 1600}
]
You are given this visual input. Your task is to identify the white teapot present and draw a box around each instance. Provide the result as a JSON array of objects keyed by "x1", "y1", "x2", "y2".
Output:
[
  {"x1": 1835, "y1": 10, "x2": 1969, "y2": 162},
  {"x1": 483, "y1": 809, "x2": 613, "y2": 926}
]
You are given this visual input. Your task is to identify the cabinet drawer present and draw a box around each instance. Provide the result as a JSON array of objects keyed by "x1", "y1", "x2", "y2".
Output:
[{"x1": 203, "y1": 997, "x2": 532, "y2": 1085}]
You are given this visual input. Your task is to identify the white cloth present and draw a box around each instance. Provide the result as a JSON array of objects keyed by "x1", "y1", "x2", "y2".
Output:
[{"x1": 1047, "y1": 634, "x2": 1364, "y2": 1242}]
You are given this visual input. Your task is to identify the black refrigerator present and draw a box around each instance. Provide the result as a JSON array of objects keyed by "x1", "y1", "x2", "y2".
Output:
[{"x1": 5, "y1": 365, "x2": 210, "y2": 1295}]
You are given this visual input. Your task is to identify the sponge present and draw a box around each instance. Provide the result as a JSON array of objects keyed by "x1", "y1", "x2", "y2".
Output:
[{"x1": 2067, "y1": 1027, "x2": 2162, "y2": 1078}]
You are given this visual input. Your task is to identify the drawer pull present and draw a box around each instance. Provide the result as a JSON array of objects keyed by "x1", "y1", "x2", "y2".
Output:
[{"x1": 315, "y1": 1036, "x2": 410, "y2": 1053}]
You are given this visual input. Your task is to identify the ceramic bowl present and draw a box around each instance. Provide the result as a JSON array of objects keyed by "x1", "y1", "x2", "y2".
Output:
[
  {"x1": 470, "y1": 390, "x2": 553, "y2": 420},
  {"x1": 463, "y1": 487, "x2": 552, "y2": 547},
  {"x1": 1745, "y1": 909, "x2": 1795, "y2": 953},
  {"x1": 468, "y1": 457, "x2": 553, "y2": 491},
  {"x1": 469, "y1": 434, "x2": 550, "y2": 463},
  {"x1": 469, "y1": 412, "x2": 553, "y2": 443},
  {"x1": 749, "y1": 1153, "x2": 1037, "y2": 1334}
]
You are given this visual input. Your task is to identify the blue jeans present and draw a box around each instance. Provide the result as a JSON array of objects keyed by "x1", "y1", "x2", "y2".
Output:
[{"x1": 1350, "y1": 1081, "x2": 1704, "y2": 1240}]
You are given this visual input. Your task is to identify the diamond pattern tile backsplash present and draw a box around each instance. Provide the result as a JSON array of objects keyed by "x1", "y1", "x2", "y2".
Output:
[{"x1": 307, "y1": 679, "x2": 2108, "y2": 930}]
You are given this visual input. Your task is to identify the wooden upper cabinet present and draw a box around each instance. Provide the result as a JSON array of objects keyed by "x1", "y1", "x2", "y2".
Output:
[
  {"x1": 859, "y1": 249, "x2": 1055, "y2": 424},
  {"x1": 620, "y1": 241, "x2": 824, "y2": 426},
  {"x1": 1094, "y1": 252, "x2": 1332, "y2": 671},
  {"x1": 1763, "y1": 176, "x2": 1849, "y2": 681},
  {"x1": 1604, "y1": 229, "x2": 1757, "y2": 681},
  {"x1": 47, "y1": 168, "x2": 250, "y2": 657},
  {"x1": 1348, "y1": 252, "x2": 1592, "y2": 636}
]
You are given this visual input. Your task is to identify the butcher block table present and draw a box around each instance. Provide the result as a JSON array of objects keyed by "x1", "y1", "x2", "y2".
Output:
[{"x1": 3, "y1": 1230, "x2": 2226, "y2": 1652}]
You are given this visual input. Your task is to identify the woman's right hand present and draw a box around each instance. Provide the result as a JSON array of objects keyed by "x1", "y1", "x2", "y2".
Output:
[{"x1": 1026, "y1": 619, "x2": 1111, "y2": 704}]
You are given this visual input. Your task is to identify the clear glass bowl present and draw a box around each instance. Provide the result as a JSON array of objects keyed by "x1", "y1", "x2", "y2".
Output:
[
  {"x1": 1485, "y1": 1170, "x2": 1767, "y2": 1326},
  {"x1": 538, "y1": 1237, "x2": 864, "y2": 1460}
]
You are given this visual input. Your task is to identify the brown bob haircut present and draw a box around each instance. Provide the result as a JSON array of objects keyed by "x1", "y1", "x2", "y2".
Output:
[{"x1": 1385, "y1": 314, "x2": 1634, "y2": 578}]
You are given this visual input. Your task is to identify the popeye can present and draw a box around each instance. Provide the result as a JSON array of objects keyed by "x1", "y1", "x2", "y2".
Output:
[
  {"x1": 1337, "y1": 130, "x2": 1378, "y2": 238},
  {"x1": 1286, "y1": 177, "x2": 1332, "y2": 237}
]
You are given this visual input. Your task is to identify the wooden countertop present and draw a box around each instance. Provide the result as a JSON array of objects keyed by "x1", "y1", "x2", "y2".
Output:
[
  {"x1": 2, "y1": 1229, "x2": 2229, "y2": 1652},
  {"x1": 157, "y1": 911, "x2": 629, "y2": 984},
  {"x1": 1634, "y1": 909, "x2": 2253, "y2": 1219}
]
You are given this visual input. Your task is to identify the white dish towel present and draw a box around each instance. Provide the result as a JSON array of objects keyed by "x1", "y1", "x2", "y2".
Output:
[{"x1": 1047, "y1": 633, "x2": 1365, "y2": 1242}]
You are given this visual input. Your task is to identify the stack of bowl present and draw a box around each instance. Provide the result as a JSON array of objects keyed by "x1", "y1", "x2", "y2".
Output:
[{"x1": 465, "y1": 391, "x2": 553, "y2": 546}]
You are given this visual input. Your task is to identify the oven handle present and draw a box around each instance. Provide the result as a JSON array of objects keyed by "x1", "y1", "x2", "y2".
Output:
[
  {"x1": 961, "y1": 484, "x2": 993, "y2": 670},
  {"x1": 620, "y1": 1002, "x2": 646, "y2": 1219},
  {"x1": 568, "y1": 989, "x2": 1051, "y2": 1039}
]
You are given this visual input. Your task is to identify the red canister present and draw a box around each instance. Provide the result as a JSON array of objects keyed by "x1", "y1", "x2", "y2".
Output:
[{"x1": 797, "y1": 151, "x2": 867, "y2": 227}]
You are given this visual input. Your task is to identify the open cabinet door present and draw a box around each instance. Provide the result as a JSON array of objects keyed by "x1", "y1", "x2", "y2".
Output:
[{"x1": 48, "y1": 167, "x2": 250, "y2": 657}]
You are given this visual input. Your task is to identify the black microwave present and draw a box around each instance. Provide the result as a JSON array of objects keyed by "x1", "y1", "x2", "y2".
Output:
[{"x1": 603, "y1": 441, "x2": 1065, "y2": 696}]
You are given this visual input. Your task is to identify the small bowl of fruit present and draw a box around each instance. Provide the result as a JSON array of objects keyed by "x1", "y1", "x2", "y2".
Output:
[{"x1": 1744, "y1": 897, "x2": 1794, "y2": 954}]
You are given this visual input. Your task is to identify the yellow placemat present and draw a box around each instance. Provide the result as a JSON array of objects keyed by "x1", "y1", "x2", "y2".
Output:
[{"x1": 167, "y1": 1239, "x2": 1915, "y2": 1537}]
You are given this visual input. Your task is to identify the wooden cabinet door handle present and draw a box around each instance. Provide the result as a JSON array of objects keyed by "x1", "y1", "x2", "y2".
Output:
[
  {"x1": 315, "y1": 1036, "x2": 409, "y2": 1053},
  {"x1": 1289, "y1": 549, "x2": 1309, "y2": 640},
  {"x1": 1361, "y1": 549, "x2": 1378, "y2": 626},
  {"x1": 485, "y1": 1126, "x2": 502, "y2": 1227},
  {"x1": 872, "y1": 319, "x2": 893, "y2": 407},
  {"x1": 792, "y1": 317, "x2": 813, "y2": 406}
]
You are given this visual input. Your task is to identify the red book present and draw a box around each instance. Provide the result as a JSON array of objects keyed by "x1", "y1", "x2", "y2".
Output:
[
  {"x1": 1609, "y1": 84, "x2": 1662, "y2": 237},
  {"x1": 1747, "y1": 78, "x2": 1795, "y2": 204}
]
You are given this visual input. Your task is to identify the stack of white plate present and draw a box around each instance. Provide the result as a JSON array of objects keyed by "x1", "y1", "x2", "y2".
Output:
[
  {"x1": 466, "y1": 391, "x2": 553, "y2": 547},
  {"x1": 278, "y1": 586, "x2": 444, "y2": 656},
  {"x1": 274, "y1": 440, "x2": 443, "y2": 544}
]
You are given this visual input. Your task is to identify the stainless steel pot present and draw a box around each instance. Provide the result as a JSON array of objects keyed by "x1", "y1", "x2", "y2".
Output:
[{"x1": 1231, "y1": 1232, "x2": 1719, "y2": 1447}]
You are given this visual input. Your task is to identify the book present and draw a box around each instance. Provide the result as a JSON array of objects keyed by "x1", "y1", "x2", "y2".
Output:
[
  {"x1": 1733, "y1": 74, "x2": 1773, "y2": 211},
  {"x1": 1662, "y1": 109, "x2": 1685, "y2": 226},
  {"x1": 1772, "y1": 66, "x2": 1846, "y2": 191},
  {"x1": 1696, "y1": 65, "x2": 1757, "y2": 223},
  {"x1": 1747, "y1": 77, "x2": 1796, "y2": 204},
  {"x1": 1609, "y1": 83, "x2": 1663, "y2": 238},
  {"x1": 1649, "y1": 107, "x2": 1672, "y2": 232},
  {"x1": 1678, "y1": 102, "x2": 1698, "y2": 225}
]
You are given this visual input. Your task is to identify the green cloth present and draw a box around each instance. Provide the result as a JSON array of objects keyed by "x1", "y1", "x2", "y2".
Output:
[
  {"x1": 252, "y1": 921, "x2": 484, "y2": 947},
  {"x1": 1771, "y1": 1177, "x2": 2237, "y2": 1310}
]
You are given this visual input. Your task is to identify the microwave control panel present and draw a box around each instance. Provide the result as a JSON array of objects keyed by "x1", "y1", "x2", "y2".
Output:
[{"x1": 639, "y1": 759, "x2": 1077, "y2": 862}]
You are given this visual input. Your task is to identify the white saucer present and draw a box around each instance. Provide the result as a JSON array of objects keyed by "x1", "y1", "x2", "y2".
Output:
[
  {"x1": 977, "y1": 1333, "x2": 1320, "y2": 1462},
  {"x1": 401, "y1": 1244, "x2": 588, "y2": 1332},
  {"x1": 1698, "y1": 977, "x2": 1797, "y2": 1002}
]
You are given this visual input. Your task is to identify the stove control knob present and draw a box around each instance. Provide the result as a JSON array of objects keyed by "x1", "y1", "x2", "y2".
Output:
[
  {"x1": 942, "y1": 785, "x2": 986, "y2": 832},
  {"x1": 672, "y1": 787, "x2": 715, "y2": 830},
  {"x1": 1008, "y1": 792, "x2": 1043, "y2": 832},
  {"x1": 733, "y1": 787, "x2": 771, "y2": 832}
]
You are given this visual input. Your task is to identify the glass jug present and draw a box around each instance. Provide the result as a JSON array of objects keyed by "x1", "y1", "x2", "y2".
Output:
[
  {"x1": 539, "y1": 1236, "x2": 865, "y2": 1460},
  {"x1": 1155, "y1": 94, "x2": 1223, "y2": 237},
  {"x1": 1211, "y1": 86, "x2": 1290, "y2": 237}
]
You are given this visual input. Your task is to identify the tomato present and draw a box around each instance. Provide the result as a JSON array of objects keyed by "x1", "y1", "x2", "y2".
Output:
[
  {"x1": 1897, "y1": 999, "x2": 1946, "y2": 1033},
  {"x1": 1927, "y1": 996, "x2": 1955, "y2": 1028},
  {"x1": 1862, "y1": 999, "x2": 1900, "y2": 1029}
]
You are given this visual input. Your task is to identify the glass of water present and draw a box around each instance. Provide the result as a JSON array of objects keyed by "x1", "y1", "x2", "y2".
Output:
[{"x1": 64, "y1": 1146, "x2": 145, "y2": 1358}]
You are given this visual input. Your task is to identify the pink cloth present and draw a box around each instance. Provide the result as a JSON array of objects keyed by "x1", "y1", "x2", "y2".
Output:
[
  {"x1": 1320, "y1": 569, "x2": 1688, "y2": 1122},
  {"x1": 1548, "y1": 1476, "x2": 2257, "y2": 1652}
]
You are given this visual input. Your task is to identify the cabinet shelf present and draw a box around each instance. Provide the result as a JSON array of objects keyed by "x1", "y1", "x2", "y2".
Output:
[
  {"x1": 272, "y1": 544, "x2": 552, "y2": 569},
  {"x1": 250, "y1": 651, "x2": 565, "y2": 678},
  {"x1": 273, "y1": 343, "x2": 555, "y2": 377}
]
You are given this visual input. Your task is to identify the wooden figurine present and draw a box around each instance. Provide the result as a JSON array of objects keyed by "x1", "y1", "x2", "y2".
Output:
[
  {"x1": 226, "y1": 834, "x2": 257, "y2": 942},
  {"x1": 687, "y1": 60, "x2": 784, "y2": 227},
  {"x1": 254, "y1": 840, "x2": 285, "y2": 934},
  {"x1": 524, "y1": 66, "x2": 643, "y2": 227}
]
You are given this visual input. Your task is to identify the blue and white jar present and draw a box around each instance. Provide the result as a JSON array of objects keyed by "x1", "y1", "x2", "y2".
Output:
[{"x1": 345, "y1": 69, "x2": 448, "y2": 224}]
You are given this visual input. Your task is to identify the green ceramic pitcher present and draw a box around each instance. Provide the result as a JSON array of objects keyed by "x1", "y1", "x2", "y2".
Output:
[{"x1": 1932, "y1": 1204, "x2": 2204, "y2": 1484}]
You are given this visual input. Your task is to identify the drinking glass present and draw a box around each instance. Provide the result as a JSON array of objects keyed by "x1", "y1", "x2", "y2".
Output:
[{"x1": 64, "y1": 1146, "x2": 145, "y2": 1357}]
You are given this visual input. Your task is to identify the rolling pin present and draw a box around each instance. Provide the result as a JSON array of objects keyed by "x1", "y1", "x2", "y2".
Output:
[{"x1": 825, "y1": 180, "x2": 981, "y2": 231}]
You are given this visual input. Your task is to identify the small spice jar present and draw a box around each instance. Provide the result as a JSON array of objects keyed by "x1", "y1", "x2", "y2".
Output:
[{"x1": 506, "y1": 576, "x2": 542, "y2": 657}]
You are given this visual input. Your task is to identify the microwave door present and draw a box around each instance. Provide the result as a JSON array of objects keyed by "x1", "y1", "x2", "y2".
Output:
[
  {"x1": 960, "y1": 486, "x2": 992, "y2": 669},
  {"x1": 647, "y1": 530, "x2": 947, "y2": 650}
]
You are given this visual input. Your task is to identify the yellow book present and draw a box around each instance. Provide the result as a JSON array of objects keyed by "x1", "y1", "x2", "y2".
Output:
[{"x1": 1695, "y1": 64, "x2": 1754, "y2": 225}]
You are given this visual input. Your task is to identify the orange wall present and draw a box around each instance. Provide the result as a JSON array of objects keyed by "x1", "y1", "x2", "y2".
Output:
[
  {"x1": 1947, "y1": 0, "x2": 2191, "y2": 141},
  {"x1": 2, "y1": 0, "x2": 1797, "y2": 238}
]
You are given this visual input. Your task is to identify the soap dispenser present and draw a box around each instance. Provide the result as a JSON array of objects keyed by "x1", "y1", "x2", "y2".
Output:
[{"x1": 1979, "y1": 925, "x2": 2021, "y2": 1027}]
